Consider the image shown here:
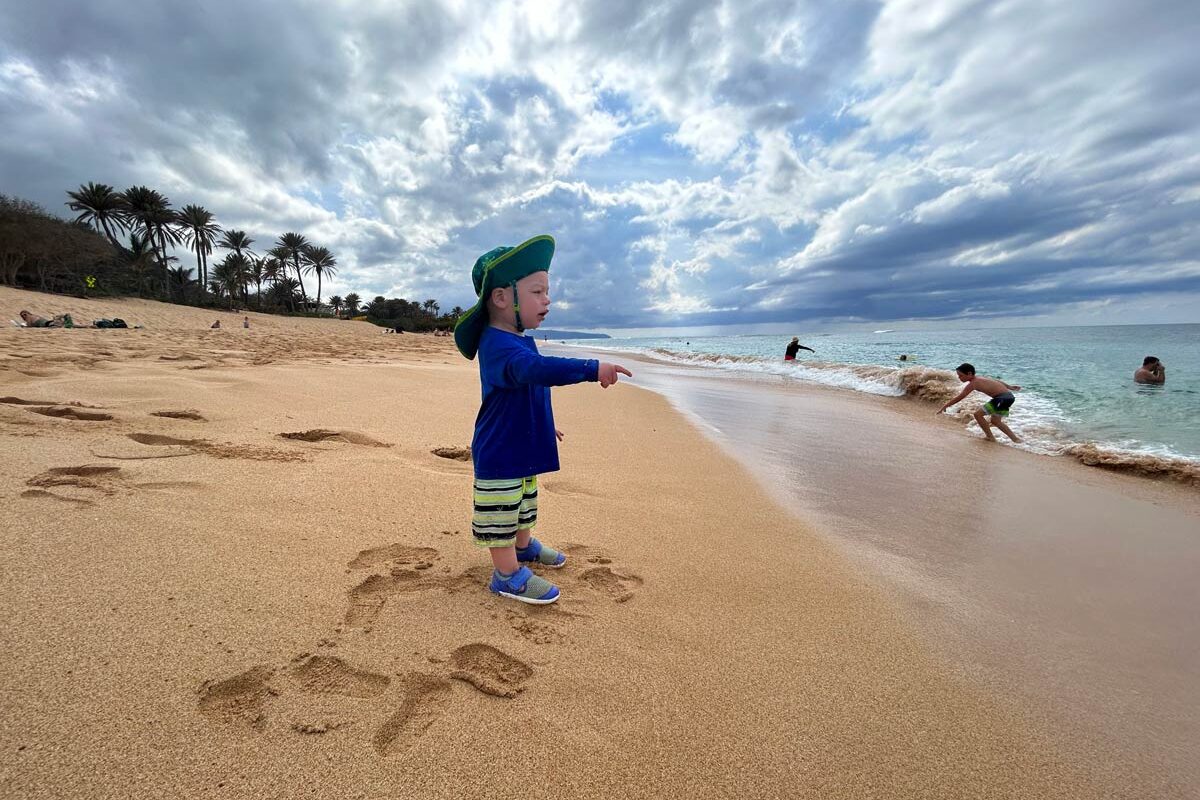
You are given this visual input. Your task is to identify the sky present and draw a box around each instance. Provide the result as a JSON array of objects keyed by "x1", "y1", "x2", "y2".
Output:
[{"x1": 2, "y1": 0, "x2": 1199, "y2": 333}]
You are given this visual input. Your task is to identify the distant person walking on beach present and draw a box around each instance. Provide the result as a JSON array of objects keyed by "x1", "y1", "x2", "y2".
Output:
[
  {"x1": 937, "y1": 363, "x2": 1023, "y2": 443},
  {"x1": 243, "y1": 316, "x2": 250, "y2": 329},
  {"x1": 1134, "y1": 356, "x2": 1165, "y2": 385},
  {"x1": 454, "y1": 234, "x2": 631, "y2": 605},
  {"x1": 784, "y1": 336, "x2": 814, "y2": 361}
]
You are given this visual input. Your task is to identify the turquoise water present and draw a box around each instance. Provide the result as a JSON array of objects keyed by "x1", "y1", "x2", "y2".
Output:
[{"x1": 572, "y1": 324, "x2": 1200, "y2": 464}]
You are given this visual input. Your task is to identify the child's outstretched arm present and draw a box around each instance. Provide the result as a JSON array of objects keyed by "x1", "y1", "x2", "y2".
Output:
[
  {"x1": 496, "y1": 339, "x2": 632, "y2": 389},
  {"x1": 503, "y1": 347, "x2": 599, "y2": 387},
  {"x1": 937, "y1": 385, "x2": 973, "y2": 414}
]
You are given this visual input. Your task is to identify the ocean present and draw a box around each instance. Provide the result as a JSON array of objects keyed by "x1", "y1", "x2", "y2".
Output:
[{"x1": 558, "y1": 323, "x2": 1200, "y2": 482}]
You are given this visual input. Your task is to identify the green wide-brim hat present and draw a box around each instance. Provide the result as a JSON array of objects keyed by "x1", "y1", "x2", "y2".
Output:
[{"x1": 454, "y1": 234, "x2": 555, "y2": 360}]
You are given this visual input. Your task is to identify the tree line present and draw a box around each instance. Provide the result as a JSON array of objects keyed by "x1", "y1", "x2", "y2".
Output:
[{"x1": 0, "y1": 183, "x2": 461, "y2": 331}]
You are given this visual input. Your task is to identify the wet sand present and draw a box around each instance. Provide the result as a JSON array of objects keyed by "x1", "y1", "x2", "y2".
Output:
[{"x1": 555, "y1": 346, "x2": 1200, "y2": 796}]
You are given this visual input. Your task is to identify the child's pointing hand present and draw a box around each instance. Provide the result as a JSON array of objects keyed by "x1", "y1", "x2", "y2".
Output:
[{"x1": 598, "y1": 362, "x2": 632, "y2": 388}]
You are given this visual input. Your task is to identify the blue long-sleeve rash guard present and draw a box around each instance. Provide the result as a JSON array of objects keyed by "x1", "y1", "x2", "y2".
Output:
[{"x1": 471, "y1": 326, "x2": 599, "y2": 479}]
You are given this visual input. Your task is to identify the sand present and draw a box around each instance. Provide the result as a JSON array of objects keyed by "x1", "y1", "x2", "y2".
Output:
[{"x1": 0, "y1": 285, "x2": 1170, "y2": 798}]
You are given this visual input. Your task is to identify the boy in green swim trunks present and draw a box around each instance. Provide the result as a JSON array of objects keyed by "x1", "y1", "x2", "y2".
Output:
[
  {"x1": 454, "y1": 235, "x2": 632, "y2": 605},
  {"x1": 937, "y1": 363, "x2": 1023, "y2": 443}
]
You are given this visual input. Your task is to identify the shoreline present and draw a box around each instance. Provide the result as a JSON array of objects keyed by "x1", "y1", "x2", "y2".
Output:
[
  {"x1": 550, "y1": 342, "x2": 1200, "y2": 793},
  {"x1": 553, "y1": 339, "x2": 1200, "y2": 488}
]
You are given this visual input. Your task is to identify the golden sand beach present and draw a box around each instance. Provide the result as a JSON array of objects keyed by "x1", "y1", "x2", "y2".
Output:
[{"x1": 0, "y1": 285, "x2": 1185, "y2": 798}]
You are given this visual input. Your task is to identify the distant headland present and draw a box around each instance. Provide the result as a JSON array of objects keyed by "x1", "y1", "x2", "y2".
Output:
[{"x1": 532, "y1": 329, "x2": 611, "y2": 340}]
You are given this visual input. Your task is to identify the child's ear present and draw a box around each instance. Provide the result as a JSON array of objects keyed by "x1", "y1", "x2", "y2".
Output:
[{"x1": 489, "y1": 286, "x2": 509, "y2": 307}]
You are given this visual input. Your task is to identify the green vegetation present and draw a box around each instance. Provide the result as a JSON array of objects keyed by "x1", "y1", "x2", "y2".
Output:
[{"x1": 0, "y1": 184, "x2": 458, "y2": 331}]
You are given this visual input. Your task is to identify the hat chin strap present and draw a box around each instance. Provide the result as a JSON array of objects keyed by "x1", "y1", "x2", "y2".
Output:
[{"x1": 511, "y1": 281, "x2": 525, "y2": 333}]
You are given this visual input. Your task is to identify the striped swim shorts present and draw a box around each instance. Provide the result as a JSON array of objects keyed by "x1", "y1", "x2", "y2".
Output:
[{"x1": 471, "y1": 476, "x2": 538, "y2": 547}]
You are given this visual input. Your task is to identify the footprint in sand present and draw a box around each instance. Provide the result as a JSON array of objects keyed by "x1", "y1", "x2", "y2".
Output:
[
  {"x1": 558, "y1": 544, "x2": 642, "y2": 602},
  {"x1": 26, "y1": 406, "x2": 113, "y2": 421},
  {"x1": 197, "y1": 666, "x2": 278, "y2": 731},
  {"x1": 1, "y1": 396, "x2": 103, "y2": 408},
  {"x1": 151, "y1": 409, "x2": 207, "y2": 421},
  {"x1": 373, "y1": 646, "x2": 532, "y2": 755},
  {"x1": 504, "y1": 608, "x2": 568, "y2": 645},
  {"x1": 23, "y1": 464, "x2": 202, "y2": 504},
  {"x1": 348, "y1": 544, "x2": 439, "y2": 571},
  {"x1": 449, "y1": 643, "x2": 534, "y2": 698},
  {"x1": 344, "y1": 561, "x2": 485, "y2": 628},
  {"x1": 23, "y1": 465, "x2": 123, "y2": 504},
  {"x1": 430, "y1": 446, "x2": 471, "y2": 461},
  {"x1": 561, "y1": 543, "x2": 614, "y2": 565},
  {"x1": 288, "y1": 654, "x2": 390, "y2": 698},
  {"x1": 279, "y1": 429, "x2": 392, "y2": 447},
  {"x1": 372, "y1": 674, "x2": 453, "y2": 757},
  {"x1": 343, "y1": 570, "x2": 437, "y2": 627},
  {"x1": 121, "y1": 432, "x2": 306, "y2": 462},
  {"x1": 127, "y1": 432, "x2": 204, "y2": 447},
  {"x1": 577, "y1": 566, "x2": 643, "y2": 603}
]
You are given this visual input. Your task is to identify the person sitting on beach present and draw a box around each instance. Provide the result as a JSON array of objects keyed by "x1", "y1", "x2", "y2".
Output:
[
  {"x1": 454, "y1": 234, "x2": 631, "y2": 605},
  {"x1": 211, "y1": 320, "x2": 221, "y2": 329},
  {"x1": 1134, "y1": 356, "x2": 1165, "y2": 385},
  {"x1": 936, "y1": 363, "x2": 1023, "y2": 444},
  {"x1": 784, "y1": 336, "x2": 814, "y2": 361}
]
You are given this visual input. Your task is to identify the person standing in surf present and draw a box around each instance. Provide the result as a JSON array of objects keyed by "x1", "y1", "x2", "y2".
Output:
[
  {"x1": 937, "y1": 363, "x2": 1023, "y2": 443},
  {"x1": 1134, "y1": 356, "x2": 1166, "y2": 385},
  {"x1": 784, "y1": 337, "x2": 814, "y2": 361}
]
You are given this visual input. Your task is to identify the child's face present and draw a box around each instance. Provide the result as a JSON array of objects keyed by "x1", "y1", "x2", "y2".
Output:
[
  {"x1": 515, "y1": 271, "x2": 550, "y2": 330},
  {"x1": 956, "y1": 370, "x2": 971, "y2": 383}
]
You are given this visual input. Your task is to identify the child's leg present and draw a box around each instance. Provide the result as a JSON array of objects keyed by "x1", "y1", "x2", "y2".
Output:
[
  {"x1": 489, "y1": 545, "x2": 520, "y2": 575},
  {"x1": 473, "y1": 476, "x2": 559, "y2": 603},
  {"x1": 991, "y1": 415, "x2": 1021, "y2": 443},
  {"x1": 514, "y1": 476, "x2": 567, "y2": 568},
  {"x1": 973, "y1": 408, "x2": 997, "y2": 441}
]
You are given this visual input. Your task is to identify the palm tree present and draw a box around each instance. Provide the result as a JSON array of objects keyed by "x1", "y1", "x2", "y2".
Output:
[
  {"x1": 301, "y1": 244, "x2": 337, "y2": 312},
  {"x1": 218, "y1": 230, "x2": 255, "y2": 301},
  {"x1": 343, "y1": 293, "x2": 361, "y2": 315},
  {"x1": 168, "y1": 265, "x2": 197, "y2": 302},
  {"x1": 450, "y1": 305, "x2": 464, "y2": 318},
  {"x1": 275, "y1": 232, "x2": 310, "y2": 311},
  {"x1": 177, "y1": 204, "x2": 221, "y2": 291},
  {"x1": 248, "y1": 257, "x2": 268, "y2": 307},
  {"x1": 125, "y1": 232, "x2": 158, "y2": 297},
  {"x1": 211, "y1": 253, "x2": 250, "y2": 309},
  {"x1": 218, "y1": 229, "x2": 254, "y2": 258},
  {"x1": 121, "y1": 186, "x2": 181, "y2": 296},
  {"x1": 266, "y1": 275, "x2": 301, "y2": 312},
  {"x1": 329, "y1": 296, "x2": 343, "y2": 317},
  {"x1": 422, "y1": 299, "x2": 440, "y2": 317},
  {"x1": 66, "y1": 182, "x2": 127, "y2": 248},
  {"x1": 264, "y1": 247, "x2": 288, "y2": 285}
]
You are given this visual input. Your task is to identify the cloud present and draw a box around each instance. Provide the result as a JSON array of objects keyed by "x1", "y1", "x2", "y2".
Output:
[{"x1": 1, "y1": 0, "x2": 1197, "y2": 328}]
